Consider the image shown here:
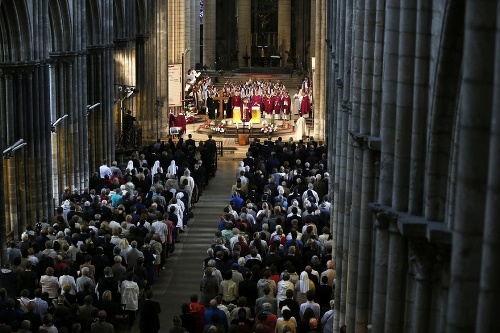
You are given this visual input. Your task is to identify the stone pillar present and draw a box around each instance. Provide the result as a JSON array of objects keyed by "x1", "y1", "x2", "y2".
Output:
[
  {"x1": 392, "y1": 0, "x2": 416, "y2": 211},
  {"x1": 446, "y1": 1, "x2": 495, "y2": 332},
  {"x1": 237, "y1": 0, "x2": 251, "y2": 68},
  {"x1": 318, "y1": 0, "x2": 327, "y2": 139},
  {"x1": 194, "y1": 0, "x2": 201, "y2": 65},
  {"x1": 203, "y1": 0, "x2": 216, "y2": 69},
  {"x1": 354, "y1": 148, "x2": 376, "y2": 333},
  {"x1": 409, "y1": 241, "x2": 434, "y2": 333},
  {"x1": 384, "y1": 218, "x2": 405, "y2": 332},
  {"x1": 370, "y1": 211, "x2": 390, "y2": 333},
  {"x1": 184, "y1": 0, "x2": 192, "y2": 68},
  {"x1": 313, "y1": 0, "x2": 321, "y2": 135},
  {"x1": 3, "y1": 70, "x2": 18, "y2": 236},
  {"x1": 0, "y1": 71, "x2": 5, "y2": 263},
  {"x1": 379, "y1": 0, "x2": 400, "y2": 205},
  {"x1": 278, "y1": 0, "x2": 291, "y2": 67},
  {"x1": 346, "y1": 136, "x2": 364, "y2": 332},
  {"x1": 310, "y1": 0, "x2": 316, "y2": 65}
]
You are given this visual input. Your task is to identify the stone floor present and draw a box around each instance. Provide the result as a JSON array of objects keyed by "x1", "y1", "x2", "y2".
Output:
[{"x1": 128, "y1": 152, "x2": 240, "y2": 332}]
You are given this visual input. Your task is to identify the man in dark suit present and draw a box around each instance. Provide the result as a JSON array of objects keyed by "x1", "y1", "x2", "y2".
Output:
[
  {"x1": 139, "y1": 290, "x2": 161, "y2": 333},
  {"x1": 185, "y1": 133, "x2": 196, "y2": 149}
]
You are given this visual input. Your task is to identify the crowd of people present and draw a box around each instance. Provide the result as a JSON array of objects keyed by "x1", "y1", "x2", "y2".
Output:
[
  {"x1": 0, "y1": 133, "x2": 221, "y2": 333},
  {"x1": 169, "y1": 136, "x2": 339, "y2": 333},
  {"x1": 0, "y1": 131, "x2": 341, "y2": 333}
]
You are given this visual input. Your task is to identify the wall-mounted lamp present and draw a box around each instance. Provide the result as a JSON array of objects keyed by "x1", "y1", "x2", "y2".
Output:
[
  {"x1": 3, "y1": 139, "x2": 27, "y2": 159},
  {"x1": 51, "y1": 114, "x2": 68, "y2": 133}
]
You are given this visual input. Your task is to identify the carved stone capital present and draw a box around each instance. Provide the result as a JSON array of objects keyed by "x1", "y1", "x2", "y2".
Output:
[
  {"x1": 374, "y1": 211, "x2": 393, "y2": 229},
  {"x1": 408, "y1": 241, "x2": 437, "y2": 282},
  {"x1": 348, "y1": 130, "x2": 368, "y2": 149}
]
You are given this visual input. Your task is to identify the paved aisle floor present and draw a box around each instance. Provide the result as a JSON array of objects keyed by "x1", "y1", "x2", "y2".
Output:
[{"x1": 130, "y1": 157, "x2": 238, "y2": 332}]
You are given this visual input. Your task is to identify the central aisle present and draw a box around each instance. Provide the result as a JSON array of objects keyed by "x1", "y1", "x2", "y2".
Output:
[{"x1": 131, "y1": 158, "x2": 238, "y2": 332}]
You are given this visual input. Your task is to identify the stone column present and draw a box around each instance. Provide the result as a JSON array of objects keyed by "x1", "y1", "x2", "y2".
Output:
[
  {"x1": 184, "y1": 0, "x2": 192, "y2": 68},
  {"x1": 278, "y1": 0, "x2": 291, "y2": 67},
  {"x1": 379, "y1": 0, "x2": 400, "y2": 205},
  {"x1": 313, "y1": 0, "x2": 321, "y2": 136},
  {"x1": 409, "y1": 241, "x2": 434, "y2": 333},
  {"x1": 310, "y1": 0, "x2": 316, "y2": 64},
  {"x1": 318, "y1": 0, "x2": 327, "y2": 139},
  {"x1": 0, "y1": 71, "x2": 5, "y2": 263},
  {"x1": 3, "y1": 70, "x2": 18, "y2": 236},
  {"x1": 384, "y1": 218, "x2": 405, "y2": 332},
  {"x1": 203, "y1": 0, "x2": 216, "y2": 69},
  {"x1": 370, "y1": 211, "x2": 390, "y2": 333},
  {"x1": 237, "y1": 0, "x2": 251, "y2": 68},
  {"x1": 476, "y1": 9, "x2": 500, "y2": 329},
  {"x1": 392, "y1": 0, "x2": 416, "y2": 211},
  {"x1": 355, "y1": 148, "x2": 376, "y2": 333},
  {"x1": 446, "y1": 1, "x2": 495, "y2": 332}
]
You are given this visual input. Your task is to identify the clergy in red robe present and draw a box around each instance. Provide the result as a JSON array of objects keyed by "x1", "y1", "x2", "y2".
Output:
[
  {"x1": 272, "y1": 92, "x2": 282, "y2": 119},
  {"x1": 300, "y1": 91, "x2": 311, "y2": 117},
  {"x1": 231, "y1": 89, "x2": 243, "y2": 119},
  {"x1": 251, "y1": 91, "x2": 262, "y2": 109},
  {"x1": 175, "y1": 110, "x2": 187, "y2": 135},
  {"x1": 242, "y1": 97, "x2": 251, "y2": 122},
  {"x1": 282, "y1": 91, "x2": 292, "y2": 120},
  {"x1": 263, "y1": 93, "x2": 273, "y2": 118},
  {"x1": 168, "y1": 110, "x2": 176, "y2": 127}
]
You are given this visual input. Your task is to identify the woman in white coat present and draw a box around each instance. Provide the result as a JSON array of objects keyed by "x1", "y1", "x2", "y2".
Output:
[{"x1": 121, "y1": 271, "x2": 140, "y2": 327}]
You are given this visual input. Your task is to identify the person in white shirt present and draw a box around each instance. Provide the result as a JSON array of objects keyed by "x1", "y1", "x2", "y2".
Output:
[{"x1": 99, "y1": 160, "x2": 112, "y2": 179}]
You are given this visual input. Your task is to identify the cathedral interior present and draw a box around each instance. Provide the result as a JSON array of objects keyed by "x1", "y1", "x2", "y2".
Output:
[{"x1": 0, "y1": 0, "x2": 499, "y2": 332}]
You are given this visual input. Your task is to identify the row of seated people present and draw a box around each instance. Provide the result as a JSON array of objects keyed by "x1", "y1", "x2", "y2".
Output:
[
  {"x1": 169, "y1": 143, "x2": 336, "y2": 333},
  {"x1": 0, "y1": 146, "x2": 223, "y2": 332}
]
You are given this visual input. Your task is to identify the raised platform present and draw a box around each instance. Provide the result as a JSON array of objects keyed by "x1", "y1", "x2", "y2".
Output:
[
  {"x1": 230, "y1": 67, "x2": 294, "y2": 79},
  {"x1": 195, "y1": 117, "x2": 311, "y2": 141}
]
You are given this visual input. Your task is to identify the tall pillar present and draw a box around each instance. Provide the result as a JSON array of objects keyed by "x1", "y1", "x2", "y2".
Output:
[
  {"x1": 237, "y1": 0, "x2": 251, "y2": 68},
  {"x1": 446, "y1": 1, "x2": 495, "y2": 332},
  {"x1": 379, "y1": 0, "x2": 400, "y2": 205},
  {"x1": 184, "y1": 0, "x2": 192, "y2": 68},
  {"x1": 278, "y1": 0, "x2": 291, "y2": 67},
  {"x1": 370, "y1": 212, "x2": 391, "y2": 333},
  {"x1": 318, "y1": 0, "x2": 327, "y2": 139},
  {"x1": 310, "y1": 0, "x2": 316, "y2": 61},
  {"x1": 384, "y1": 218, "x2": 405, "y2": 332},
  {"x1": 409, "y1": 241, "x2": 434, "y2": 333},
  {"x1": 203, "y1": 0, "x2": 216, "y2": 68},
  {"x1": 313, "y1": 0, "x2": 322, "y2": 139}
]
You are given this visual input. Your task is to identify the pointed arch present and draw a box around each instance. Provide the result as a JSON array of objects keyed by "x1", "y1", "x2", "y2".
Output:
[
  {"x1": 48, "y1": 0, "x2": 73, "y2": 51},
  {"x1": 136, "y1": 0, "x2": 147, "y2": 35},
  {"x1": 86, "y1": 0, "x2": 101, "y2": 45},
  {"x1": 113, "y1": 0, "x2": 125, "y2": 39},
  {"x1": 0, "y1": 0, "x2": 33, "y2": 61}
]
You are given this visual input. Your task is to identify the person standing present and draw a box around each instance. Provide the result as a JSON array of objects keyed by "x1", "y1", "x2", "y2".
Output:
[
  {"x1": 294, "y1": 115, "x2": 307, "y2": 141},
  {"x1": 299, "y1": 90, "x2": 310, "y2": 118},
  {"x1": 90, "y1": 310, "x2": 115, "y2": 333},
  {"x1": 282, "y1": 90, "x2": 292, "y2": 126},
  {"x1": 121, "y1": 272, "x2": 140, "y2": 327},
  {"x1": 231, "y1": 89, "x2": 243, "y2": 120},
  {"x1": 176, "y1": 110, "x2": 187, "y2": 136},
  {"x1": 99, "y1": 160, "x2": 112, "y2": 179},
  {"x1": 293, "y1": 88, "x2": 302, "y2": 118},
  {"x1": 123, "y1": 110, "x2": 136, "y2": 147},
  {"x1": 139, "y1": 290, "x2": 161, "y2": 333}
]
